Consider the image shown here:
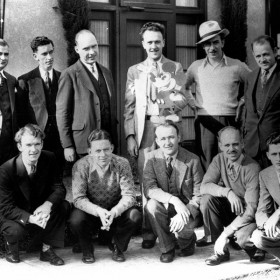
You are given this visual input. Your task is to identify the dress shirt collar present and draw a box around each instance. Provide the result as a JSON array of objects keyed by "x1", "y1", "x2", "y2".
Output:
[
  {"x1": 21, "y1": 156, "x2": 38, "y2": 176},
  {"x1": 91, "y1": 158, "x2": 111, "y2": 178},
  {"x1": 39, "y1": 67, "x2": 53, "y2": 81},
  {"x1": 203, "y1": 53, "x2": 227, "y2": 68},
  {"x1": 163, "y1": 151, "x2": 178, "y2": 167},
  {"x1": 227, "y1": 153, "x2": 244, "y2": 170},
  {"x1": 0, "y1": 70, "x2": 6, "y2": 79},
  {"x1": 146, "y1": 55, "x2": 163, "y2": 67},
  {"x1": 261, "y1": 62, "x2": 277, "y2": 81},
  {"x1": 81, "y1": 60, "x2": 98, "y2": 73}
]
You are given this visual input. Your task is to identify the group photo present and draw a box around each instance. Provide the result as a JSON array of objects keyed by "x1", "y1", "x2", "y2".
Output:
[{"x1": 1, "y1": 0, "x2": 280, "y2": 280}]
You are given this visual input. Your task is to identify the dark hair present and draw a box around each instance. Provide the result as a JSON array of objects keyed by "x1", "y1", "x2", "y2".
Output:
[
  {"x1": 87, "y1": 129, "x2": 112, "y2": 147},
  {"x1": 15, "y1": 124, "x2": 45, "y2": 144},
  {"x1": 30, "y1": 36, "x2": 54, "y2": 53},
  {"x1": 0, "y1": 39, "x2": 9, "y2": 48},
  {"x1": 251, "y1": 35, "x2": 277, "y2": 51},
  {"x1": 75, "y1": 29, "x2": 96, "y2": 46},
  {"x1": 139, "y1": 22, "x2": 165, "y2": 40},
  {"x1": 155, "y1": 120, "x2": 179, "y2": 137},
  {"x1": 218, "y1": 126, "x2": 242, "y2": 142},
  {"x1": 266, "y1": 131, "x2": 280, "y2": 152}
]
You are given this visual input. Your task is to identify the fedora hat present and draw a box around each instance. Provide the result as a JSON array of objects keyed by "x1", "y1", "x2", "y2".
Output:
[{"x1": 196, "y1": 20, "x2": 229, "y2": 44}]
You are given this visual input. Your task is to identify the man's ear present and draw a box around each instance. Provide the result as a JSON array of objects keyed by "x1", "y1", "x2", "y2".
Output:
[
  {"x1": 32, "y1": 52, "x2": 38, "y2": 61},
  {"x1": 17, "y1": 143, "x2": 22, "y2": 152},
  {"x1": 74, "y1": 45, "x2": 79, "y2": 54},
  {"x1": 111, "y1": 144, "x2": 114, "y2": 152}
]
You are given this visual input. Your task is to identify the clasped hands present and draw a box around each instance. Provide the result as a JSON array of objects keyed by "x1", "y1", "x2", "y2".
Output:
[
  {"x1": 28, "y1": 201, "x2": 53, "y2": 229},
  {"x1": 96, "y1": 207, "x2": 117, "y2": 231}
]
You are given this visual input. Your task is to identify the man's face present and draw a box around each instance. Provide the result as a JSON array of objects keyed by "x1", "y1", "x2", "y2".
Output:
[
  {"x1": 219, "y1": 130, "x2": 243, "y2": 162},
  {"x1": 88, "y1": 139, "x2": 114, "y2": 168},
  {"x1": 142, "y1": 30, "x2": 165, "y2": 62},
  {"x1": 203, "y1": 35, "x2": 224, "y2": 61},
  {"x1": 0, "y1": 45, "x2": 9, "y2": 71},
  {"x1": 33, "y1": 43, "x2": 54, "y2": 72},
  {"x1": 17, "y1": 134, "x2": 43, "y2": 165},
  {"x1": 267, "y1": 144, "x2": 280, "y2": 172},
  {"x1": 75, "y1": 32, "x2": 99, "y2": 65},
  {"x1": 252, "y1": 42, "x2": 277, "y2": 71},
  {"x1": 155, "y1": 126, "x2": 180, "y2": 156}
]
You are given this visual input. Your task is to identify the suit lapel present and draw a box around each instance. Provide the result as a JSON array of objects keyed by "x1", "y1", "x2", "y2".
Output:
[
  {"x1": 247, "y1": 69, "x2": 260, "y2": 113},
  {"x1": 265, "y1": 167, "x2": 280, "y2": 207},
  {"x1": 76, "y1": 60, "x2": 96, "y2": 95},
  {"x1": 16, "y1": 154, "x2": 31, "y2": 202},
  {"x1": 97, "y1": 63, "x2": 112, "y2": 98},
  {"x1": 154, "y1": 150, "x2": 169, "y2": 191},
  {"x1": 5, "y1": 71, "x2": 15, "y2": 114},
  {"x1": 175, "y1": 147, "x2": 187, "y2": 191},
  {"x1": 29, "y1": 67, "x2": 47, "y2": 106},
  {"x1": 260, "y1": 64, "x2": 280, "y2": 120}
]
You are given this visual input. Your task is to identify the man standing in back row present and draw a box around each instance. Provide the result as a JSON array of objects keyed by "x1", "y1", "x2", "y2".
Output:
[
  {"x1": 124, "y1": 22, "x2": 188, "y2": 249},
  {"x1": 18, "y1": 36, "x2": 64, "y2": 178},
  {"x1": 185, "y1": 20, "x2": 250, "y2": 171},
  {"x1": 56, "y1": 29, "x2": 118, "y2": 162}
]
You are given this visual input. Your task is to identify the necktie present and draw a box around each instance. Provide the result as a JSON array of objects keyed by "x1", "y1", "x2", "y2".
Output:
[
  {"x1": 30, "y1": 164, "x2": 36, "y2": 174},
  {"x1": 0, "y1": 72, "x2": 4, "y2": 87},
  {"x1": 91, "y1": 64, "x2": 99, "y2": 80},
  {"x1": 166, "y1": 157, "x2": 173, "y2": 178},
  {"x1": 228, "y1": 163, "x2": 237, "y2": 180},
  {"x1": 261, "y1": 70, "x2": 269, "y2": 87},
  {"x1": 45, "y1": 71, "x2": 50, "y2": 90}
]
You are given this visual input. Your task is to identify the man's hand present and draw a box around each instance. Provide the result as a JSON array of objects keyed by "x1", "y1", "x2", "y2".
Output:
[
  {"x1": 33, "y1": 201, "x2": 52, "y2": 217},
  {"x1": 127, "y1": 135, "x2": 138, "y2": 157},
  {"x1": 235, "y1": 99, "x2": 245, "y2": 122},
  {"x1": 170, "y1": 214, "x2": 185, "y2": 233},
  {"x1": 96, "y1": 207, "x2": 111, "y2": 231},
  {"x1": 64, "y1": 147, "x2": 76, "y2": 162},
  {"x1": 169, "y1": 196, "x2": 190, "y2": 224},
  {"x1": 106, "y1": 209, "x2": 117, "y2": 228},
  {"x1": 28, "y1": 213, "x2": 49, "y2": 229},
  {"x1": 227, "y1": 190, "x2": 244, "y2": 215},
  {"x1": 214, "y1": 232, "x2": 229, "y2": 255},
  {"x1": 264, "y1": 211, "x2": 280, "y2": 238}
]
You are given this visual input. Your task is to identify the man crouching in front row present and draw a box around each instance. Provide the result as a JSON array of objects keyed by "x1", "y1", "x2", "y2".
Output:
[
  {"x1": 143, "y1": 121, "x2": 204, "y2": 263},
  {"x1": 69, "y1": 129, "x2": 141, "y2": 263},
  {"x1": 0, "y1": 124, "x2": 70, "y2": 265}
]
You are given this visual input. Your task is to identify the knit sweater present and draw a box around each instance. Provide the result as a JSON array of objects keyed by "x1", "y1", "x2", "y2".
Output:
[
  {"x1": 201, "y1": 153, "x2": 260, "y2": 236},
  {"x1": 72, "y1": 154, "x2": 136, "y2": 217},
  {"x1": 185, "y1": 55, "x2": 250, "y2": 116}
]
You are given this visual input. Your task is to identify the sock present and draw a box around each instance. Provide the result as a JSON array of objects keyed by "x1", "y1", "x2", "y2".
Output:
[{"x1": 42, "y1": 243, "x2": 50, "y2": 252}]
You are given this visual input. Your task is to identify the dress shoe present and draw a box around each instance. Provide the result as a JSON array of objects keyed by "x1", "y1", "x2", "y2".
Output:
[
  {"x1": 196, "y1": 236, "x2": 213, "y2": 247},
  {"x1": 178, "y1": 234, "x2": 196, "y2": 257},
  {"x1": 142, "y1": 240, "x2": 156, "y2": 249},
  {"x1": 82, "y1": 252, "x2": 95, "y2": 264},
  {"x1": 5, "y1": 241, "x2": 20, "y2": 263},
  {"x1": 205, "y1": 250, "x2": 230, "y2": 266},
  {"x1": 160, "y1": 248, "x2": 175, "y2": 263},
  {"x1": 40, "y1": 248, "x2": 64, "y2": 266},
  {"x1": 250, "y1": 249, "x2": 266, "y2": 263},
  {"x1": 112, "y1": 244, "x2": 125, "y2": 262},
  {"x1": 72, "y1": 243, "x2": 82, "y2": 254}
]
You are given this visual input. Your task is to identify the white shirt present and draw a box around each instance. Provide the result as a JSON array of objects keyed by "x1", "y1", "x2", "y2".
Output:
[
  {"x1": 261, "y1": 63, "x2": 277, "y2": 81},
  {"x1": 39, "y1": 67, "x2": 53, "y2": 82},
  {"x1": 81, "y1": 61, "x2": 99, "y2": 80}
]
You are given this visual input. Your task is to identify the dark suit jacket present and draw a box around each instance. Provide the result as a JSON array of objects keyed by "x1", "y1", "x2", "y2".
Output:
[
  {"x1": 244, "y1": 61, "x2": 280, "y2": 157},
  {"x1": 256, "y1": 166, "x2": 280, "y2": 228},
  {"x1": 17, "y1": 67, "x2": 61, "y2": 130},
  {"x1": 0, "y1": 151, "x2": 66, "y2": 228},
  {"x1": 56, "y1": 60, "x2": 118, "y2": 154},
  {"x1": 143, "y1": 146, "x2": 204, "y2": 219}
]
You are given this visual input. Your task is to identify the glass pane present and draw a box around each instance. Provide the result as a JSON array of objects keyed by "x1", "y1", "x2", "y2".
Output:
[
  {"x1": 176, "y1": 48, "x2": 196, "y2": 70},
  {"x1": 176, "y1": 24, "x2": 197, "y2": 46},
  {"x1": 123, "y1": 0, "x2": 170, "y2": 4},
  {"x1": 127, "y1": 21, "x2": 143, "y2": 45},
  {"x1": 127, "y1": 47, "x2": 143, "y2": 69},
  {"x1": 181, "y1": 118, "x2": 195, "y2": 140},
  {"x1": 88, "y1": 0, "x2": 110, "y2": 3},
  {"x1": 176, "y1": 0, "x2": 198, "y2": 7},
  {"x1": 90, "y1": 21, "x2": 109, "y2": 44},
  {"x1": 98, "y1": 46, "x2": 109, "y2": 68}
]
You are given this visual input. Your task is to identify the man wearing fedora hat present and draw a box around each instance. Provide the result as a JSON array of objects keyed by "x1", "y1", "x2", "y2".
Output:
[{"x1": 185, "y1": 21, "x2": 250, "y2": 174}]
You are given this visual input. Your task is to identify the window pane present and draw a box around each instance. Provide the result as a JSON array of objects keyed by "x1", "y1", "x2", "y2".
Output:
[
  {"x1": 88, "y1": 0, "x2": 110, "y2": 3},
  {"x1": 176, "y1": 0, "x2": 198, "y2": 7},
  {"x1": 90, "y1": 20, "x2": 110, "y2": 68},
  {"x1": 122, "y1": 0, "x2": 170, "y2": 4}
]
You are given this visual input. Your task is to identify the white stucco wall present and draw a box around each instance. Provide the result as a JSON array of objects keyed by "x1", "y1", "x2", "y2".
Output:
[{"x1": 4, "y1": 0, "x2": 67, "y2": 78}]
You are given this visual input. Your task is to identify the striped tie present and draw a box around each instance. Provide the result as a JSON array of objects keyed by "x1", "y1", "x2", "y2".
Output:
[{"x1": 166, "y1": 157, "x2": 173, "y2": 178}]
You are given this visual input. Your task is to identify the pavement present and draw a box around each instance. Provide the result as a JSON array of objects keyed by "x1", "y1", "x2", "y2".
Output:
[{"x1": 1, "y1": 227, "x2": 279, "y2": 280}]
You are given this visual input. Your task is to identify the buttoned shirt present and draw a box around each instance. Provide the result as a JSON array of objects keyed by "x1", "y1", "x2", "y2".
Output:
[
  {"x1": 261, "y1": 63, "x2": 277, "y2": 82},
  {"x1": 185, "y1": 54, "x2": 250, "y2": 116},
  {"x1": 39, "y1": 67, "x2": 53, "y2": 82},
  {"x1": 81, "y1": 61, "x2": 99, "y2": 80}
]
